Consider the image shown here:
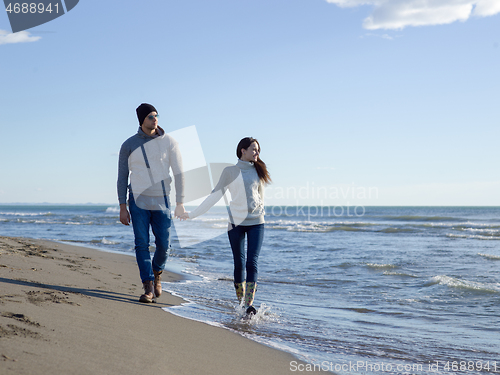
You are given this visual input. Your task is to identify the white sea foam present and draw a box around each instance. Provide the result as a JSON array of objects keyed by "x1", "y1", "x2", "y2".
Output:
[
  {"x1": 425, "y1": 221, "x2": 493, "y2": 229},
  {"x1": 266, "y1": 219, "x2": 373, "y2": 233},
  {"x1": 463, "y1": 227, "x2": 498, "y2": 233},
  {"x1": 180, "y1": 268, "x2": 211, "y2": 282},
  {"x1": 446, "y1": 233, "x2": 500, "y2": 240},
  {"x1": 0, "y1": 211, "x2": 49, "y2": 216},
  {"x1": 478, "y1": 253, "x2": 500, "y2": 260},
  {"x1": 105, "y1": 206, "x2": 120, "y2": 213},
  {"x1": 90, "y1": 238, "x2": 117, "y2": 245},
  {"x1": 428, "y1": 275, "x2": 500, "y2": 293}
]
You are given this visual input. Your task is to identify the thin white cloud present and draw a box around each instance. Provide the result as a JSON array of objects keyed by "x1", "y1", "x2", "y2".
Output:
[
  {"x1": 326, "y1": 0, "x2": 500, "y2": 29},
  {"x1": 0, "y1": 30, "x2": 41, "y2": 45}
]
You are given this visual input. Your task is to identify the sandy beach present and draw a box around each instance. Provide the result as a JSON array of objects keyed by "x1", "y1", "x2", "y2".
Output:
[{"x1": 0, "y1": 236, "x2": 304, "y2": 375}]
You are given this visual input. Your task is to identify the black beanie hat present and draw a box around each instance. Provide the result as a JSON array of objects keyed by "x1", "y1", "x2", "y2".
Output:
[{"x1": 136, "y1": 103, "x2": 158, "y2": 125}]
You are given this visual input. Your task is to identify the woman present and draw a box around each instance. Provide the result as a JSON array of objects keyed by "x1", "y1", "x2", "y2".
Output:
[{"x1": 183, "y1": 137, "x2": 271, "y2": 316}]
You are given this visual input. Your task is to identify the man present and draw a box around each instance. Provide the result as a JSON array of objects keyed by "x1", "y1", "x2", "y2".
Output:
[{"x1": 117, "y1": 103, "x2": 185, "y2": 303}]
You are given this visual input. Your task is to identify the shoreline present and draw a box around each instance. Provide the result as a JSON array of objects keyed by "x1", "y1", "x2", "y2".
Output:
[{"x1": 0, "y1": 236, "x2": 306, "y2": 374}]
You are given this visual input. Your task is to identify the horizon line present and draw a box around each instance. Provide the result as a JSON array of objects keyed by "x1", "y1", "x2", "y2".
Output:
[{"x1": 0, "y1": 202, "x2": 499, "y2": 208}]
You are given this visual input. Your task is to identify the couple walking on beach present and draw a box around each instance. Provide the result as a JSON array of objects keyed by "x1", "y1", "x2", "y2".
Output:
[{"x1": 117, "y1": 103, "x2": 271, "y2": 316}]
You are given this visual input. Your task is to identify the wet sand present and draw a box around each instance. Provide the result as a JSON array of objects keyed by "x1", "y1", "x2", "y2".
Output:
[{"x1": 0, "y1": 236, "x2": 304, "y2": 374}]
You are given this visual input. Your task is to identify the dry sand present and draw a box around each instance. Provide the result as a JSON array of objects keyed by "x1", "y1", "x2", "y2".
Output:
[{"x1": 0, "y1": 236, "x2": 305, "y2": 375}]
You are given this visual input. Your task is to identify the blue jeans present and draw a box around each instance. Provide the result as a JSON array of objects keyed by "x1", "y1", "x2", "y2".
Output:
[
  {"x1": 129, "y1": 194, "x2": 171, "y2": 283},
  {"x1": 227, "y1": 223, "x2": 264, "y2": 283}
]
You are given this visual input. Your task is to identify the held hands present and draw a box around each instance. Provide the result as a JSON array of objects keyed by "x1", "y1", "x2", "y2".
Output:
[
  {"x1": 174, "y1": 203, "x2": 189, "y2": 220},
  {"x1": 119, "y1": 203, "x2": 190, "y2": 224}
]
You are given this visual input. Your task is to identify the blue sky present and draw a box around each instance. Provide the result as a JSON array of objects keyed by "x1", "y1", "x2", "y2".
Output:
[{"x1": 1, "y1": 0, "x2": 499, "y2": 206}]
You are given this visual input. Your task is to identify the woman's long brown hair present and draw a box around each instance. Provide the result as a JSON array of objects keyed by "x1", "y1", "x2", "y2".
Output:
[{"x1": 236, "y1": 137, "x2": 271, "y2": 184}]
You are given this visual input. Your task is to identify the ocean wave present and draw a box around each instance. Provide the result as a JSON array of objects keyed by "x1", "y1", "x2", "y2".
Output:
[
  {"x1": 377, "y1": 228, "x2": 417, "y2": 234},
  {"x1": 266, "y1": 220, "x2": 376, "y2": 233},
  {"x1": 268, "y1": 223, "x2": 363, "y2": 233},
  {"x1": 455, "y1": 226, "x2": 500, "y2": 235},
  {"x1": 446, "y1": 233, "x2": 500, "y2": 241},
  {"x1": 266, "y1": 221, "x2": 419, "y2": 234},
  {"x1": 343, "y1": 307, "x2": 377, "y2": 314},
  {"x1": 267, "y1": 219, "x2": 373, "y2": 226},
  {"x1": 459, "y1": 222, "x2": 500, "y2": 228},
  {"x1": 105, "y1": 207, "x2": 120, "y2": 213},
  {"x1": 420, "y1": 222, "x2": 470, "y2": 229},
  {"x1": 1, "y1": 211, "x2": 54, "y2": 216},
  {"x1": 304, "y1": 225, "x2": 363, "y2": 233},
  {"x1": 384, "y1": 215, "x2": 461, "y2": 222},
  {"x1": 419, "y1": 223, "x2": 500, "y2": 238},
  {"x1": 90, "y1": 238, "x2": 118, "y2": 245},
  {"x1": 336, "y1": 262, "x2": 356, "y2": 269},
  {"x1": 13, "y1": 219, "x2": 105, "y2": 227},
  {"x1": 16, "y1": 219, "x2": 53, "y2": 224},
  {"x1": 425, "y1": 275, "x2": 500, "y2": 294},
  {"x1": 193, "y1": 217, "x2": 228, "y2": 223},
  {"x1": 383, "y1": 271, "x2": 418, "y2": 278},
  {"x1": 478, "y1": 253, "x2": 500, "y2": 260},
  {"x1": 366, "y1": 263, "x2": 397, "y2": 270},
  {"x1": 467, "y1": 234, "x2": 500, "y2": 240}
]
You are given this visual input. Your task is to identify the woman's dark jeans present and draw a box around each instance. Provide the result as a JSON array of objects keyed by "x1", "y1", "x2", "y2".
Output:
[{"x1": 227, "y1": 223, "x2": 264, "y2": 283}]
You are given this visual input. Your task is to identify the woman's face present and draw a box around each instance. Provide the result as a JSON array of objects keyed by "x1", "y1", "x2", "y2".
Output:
[{"x1": 240, "y1": 142, "x2": 260, "y2": 162}]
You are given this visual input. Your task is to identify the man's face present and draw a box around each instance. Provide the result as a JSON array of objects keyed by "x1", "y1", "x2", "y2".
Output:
[{"x1": 141, "y1": 111, "x2": 159, "y2": 134}]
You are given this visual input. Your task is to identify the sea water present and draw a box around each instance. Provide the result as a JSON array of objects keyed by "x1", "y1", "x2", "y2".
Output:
[{"x1": 1, "y1": 205, "x2": 499, "y2": 374}]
